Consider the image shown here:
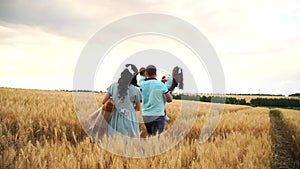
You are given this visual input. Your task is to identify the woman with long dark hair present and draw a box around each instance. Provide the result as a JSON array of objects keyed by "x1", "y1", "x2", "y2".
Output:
[
  {"x1": 102, "y1": 64, "x2": 141, "y2": 137},
  {"x1": 161, "y1": 66, "x2": 184, "y2": 121}
]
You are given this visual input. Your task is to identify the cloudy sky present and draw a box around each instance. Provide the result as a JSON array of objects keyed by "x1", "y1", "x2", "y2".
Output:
[{"x1": 0, "y1": 0, "x2": 299, "y2": 95}]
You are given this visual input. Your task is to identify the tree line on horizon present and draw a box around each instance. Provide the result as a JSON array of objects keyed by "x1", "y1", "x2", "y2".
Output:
[{"x1": 173, "y1": 94, "x2": 300, "y2": 108}]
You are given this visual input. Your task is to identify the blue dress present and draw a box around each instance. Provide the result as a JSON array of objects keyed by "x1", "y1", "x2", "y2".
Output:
[{"x1": 107, "y1": 83, "x2": 142, "y2": 137}]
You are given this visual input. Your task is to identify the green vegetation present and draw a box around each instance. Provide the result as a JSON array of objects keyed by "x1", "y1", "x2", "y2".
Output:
[
  {"x1": 173, "y1": 94, "x2": 300, "y2": 108},
  {"x1": 173, "y1": 94, "x2": 247, "y2": 105},
  {"x1": 251, "y1": 98, "x2": 300, "y2": 108},
  {"x1": 289, "y1": 93, "x2": 300, "y2": 97}
]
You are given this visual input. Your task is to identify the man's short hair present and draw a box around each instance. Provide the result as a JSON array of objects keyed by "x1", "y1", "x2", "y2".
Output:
[{"x1": 146, "y1": 65, "x2": 156, "y2": 77}]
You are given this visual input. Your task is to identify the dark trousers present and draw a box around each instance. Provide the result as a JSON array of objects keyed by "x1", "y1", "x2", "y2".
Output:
[{"x1": 143, "y1": 116, "x2": 165, "y2": 136}]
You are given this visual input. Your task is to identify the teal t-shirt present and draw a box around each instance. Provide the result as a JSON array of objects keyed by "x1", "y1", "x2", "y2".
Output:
[
  {"x1": 139, "y1": 76, "x2": 146, "y2": 86},
  {"x1": 140, "y1": 78, "x2": 168, "y2": 116}
]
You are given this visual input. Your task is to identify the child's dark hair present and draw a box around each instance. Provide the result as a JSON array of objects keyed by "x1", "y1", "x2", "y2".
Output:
[{"x1": 139, "y1": 67, "x2": 146, "y2": 76}]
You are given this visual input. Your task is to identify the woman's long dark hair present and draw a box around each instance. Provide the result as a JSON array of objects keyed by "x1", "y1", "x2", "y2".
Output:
[
  {"x1": 117, "y1": 64, "x2": 138, "y2": 101},
  {"x1": 169, "y1": 66, "x2": 184, "y2": 91}
]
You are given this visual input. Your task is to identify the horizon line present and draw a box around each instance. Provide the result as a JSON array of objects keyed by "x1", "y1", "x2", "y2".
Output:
[{"x1": 1, "y1": 86, "x2": 298, "y2": 96}]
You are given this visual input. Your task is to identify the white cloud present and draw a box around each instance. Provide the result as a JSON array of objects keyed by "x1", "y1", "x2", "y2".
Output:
[
  {"x1": 280, "y1": 80, "x2": 294, "y2": 85},
  {"x1": 0, "y1": 0, "x2": 300, "y2": 94},
  {"x1": 0, "y1": 23, "x2": 83, "y2": 87}
]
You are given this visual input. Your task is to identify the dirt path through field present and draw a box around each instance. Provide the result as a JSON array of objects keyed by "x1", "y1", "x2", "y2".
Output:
[{"x1": 270, "y1": 109, "x2": 299, "y2": 168}]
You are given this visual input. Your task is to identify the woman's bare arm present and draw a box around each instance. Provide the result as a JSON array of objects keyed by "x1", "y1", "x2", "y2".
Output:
[
  {"x1": 135, "y1": 100, "x2": 141, "y2": 111},
  {"x1": 102, "y1": 93, "x2": 111, "y2": 105}
]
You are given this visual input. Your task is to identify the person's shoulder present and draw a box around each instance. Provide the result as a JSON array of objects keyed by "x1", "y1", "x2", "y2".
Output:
[
  {"x1": 140, "y1": 76, "x2": 146, "y2": 81},
  {"x1": 107, "y1": 82, "x2": 118, "y2": 94},
  {"x1": 109, "y1": 82, "x2": 119, "y2": 89},
  {"x1": 157, "y1": 80, "x2": 168, "y2": 89},
  {"x1": 155, "y1": 80, "x2": 165, "y2": 85},
  {"x1": 129, "y1": 85, "x2": 141, "y2": 96},
  {"x1": 129, "y1": 84, "x2": 139, "y2": 90},
  {"x1": 140, "y1": 79, "x2": 147, "y2": 87},
  {"x1": 153, "y1": 80, "x2": 167, "y2": 88}
]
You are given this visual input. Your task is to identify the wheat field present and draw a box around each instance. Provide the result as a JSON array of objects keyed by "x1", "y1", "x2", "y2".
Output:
[
  {"x1": 278, "y1": 108, "x2": 300, "y2": 159},
  {"x1": 0, "y1": 87, "x2": 299, "y2": 168}
]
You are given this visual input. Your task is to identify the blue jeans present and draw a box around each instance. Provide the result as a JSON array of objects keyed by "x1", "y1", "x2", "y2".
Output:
[{"x1": 143, "y1": 116, "x2": 165, "y2": 136}]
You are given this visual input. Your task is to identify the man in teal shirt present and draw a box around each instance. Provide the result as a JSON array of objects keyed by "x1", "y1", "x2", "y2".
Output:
[{"x1": 140, "y1": 65, "x2": 173, "y2": 136}]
